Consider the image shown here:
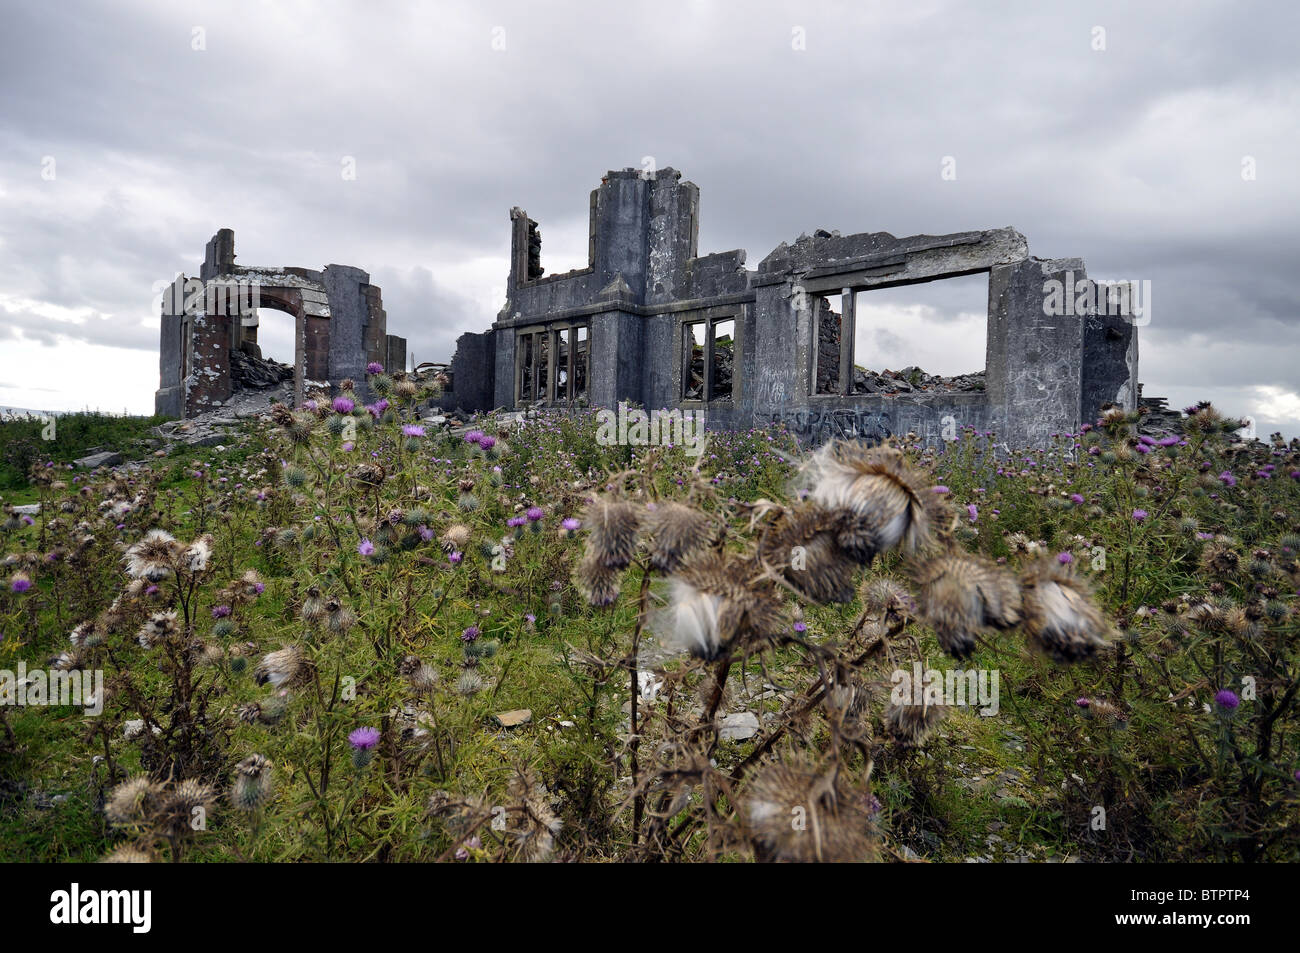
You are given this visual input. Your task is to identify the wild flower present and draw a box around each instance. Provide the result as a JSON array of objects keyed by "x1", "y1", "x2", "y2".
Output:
[
  {"x1": 367, "y1": 362, "x2": 384, "y2": 374},
  {"x1": 402, "y1": 424, "x2": 426, "y2": 438},
  {"x1": 332, "y1": 397, "x2": 355, "y2": 415},
  {"x1": 10, "y1": 573, "x2": 31, "y2": 593},
  {"x1": 358, "y1": 538, "x2": 375, "y2": 557},
  {"x1": 1215, "y1": 689, "x2": 1240, "y2": 710}
]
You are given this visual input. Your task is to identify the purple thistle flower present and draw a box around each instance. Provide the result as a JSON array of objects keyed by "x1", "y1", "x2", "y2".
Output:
[
  {"x1": 1218, "y1": 471, "x2": 1237, "y2": 487},
  {"x1": 506, "y1": 516, "x2": 527, "y2": 528},
  {"x1": 461, "y1": 626, "x2": 480, "y2": 642},
  {"x1": 561, "y1": 517, "x2": 581, "y2": 531},
  {"x1": 20, "y1": 515, "x2": 34, "y2": 526},
  {"x1": 1069, "y1": 493, "x2": 1085, "y2": 504},
  {"x1": 793, "y1": 621, "x2": 808, "y2": 633},
  {"x1": 358, "y1": 538, "x2": 375, "y2": 556},
  {"x1": 448, "y1": 551, "x2": 463, "y2": 564},
  {"x1": 332, "y1": 397, "x2": 355, "y2": 415},
  {"x1": 418, "y1": 525, "x2": 435, "y2": 542},
  {"x1": 145, "y1": 584, "x2": 160, "y2": 597},
  {"x1": 931, "y1": 485, "x2": 950, "y2": 495},
  {"x1": 479, "y1": 435, "x2": 497, "y2": 450},
  {"x1": 341, "y1": 441, "x2": 355, "y2": 452},
  {"x1": 464, "y1": 430, "x2": 484, "y2": 444},
  {"x1": 1157, "y1": 435, "x2": 1180, "y2": 447},
  {"x1": 367, "y1": 362, "x2": 385, "y2": 375},
  {"x1": 526, "y1": 506, "x2": 545, "y2": 522},
  {"x1": 1215, "y1": 689, "x2": 1240, "y2": 710},
  {"x1": 212, "y1": 605, "x2": 232, "y2": 619},
  {"x1": 348, "y1": 726, "x2": 381, "y2": 750},
  {"x1": 1132, "y1": 509, "x2": 1148, "y2": 522},
  {"x1": 11, "y1": 576, "x2": 32, "y2": 594},
  {"x1": 1057, "y1": 552, "x2": 1074, "y2": 565},
  {"x1": 1075, "y1": 697, "x2": 1091, "y2": 708},
  {"x1": 966, "y1": 503, "x2": 978, "y2": 522},
  {"x1": 402, "y1": 424, "x2": 426, "y2": 438},
  {"x1": 253, "y1": 582, "x2": 265, "y2": 595},
  {"x1": 1138, "y1": 434, "x2": 1156, "y2": 446}
]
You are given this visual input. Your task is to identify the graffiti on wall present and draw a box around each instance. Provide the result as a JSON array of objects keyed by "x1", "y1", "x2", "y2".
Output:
[{"x1": 765, "y1": 409, "x2": 893, "y2": 443}]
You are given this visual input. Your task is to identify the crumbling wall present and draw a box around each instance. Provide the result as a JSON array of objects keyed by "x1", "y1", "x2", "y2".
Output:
[
  {"x1": 445, "y1": 166, "x2": 1141, "y2": 447},
  {"x1": 155, "y1": 230, "x2": 407, "y2": 418}
]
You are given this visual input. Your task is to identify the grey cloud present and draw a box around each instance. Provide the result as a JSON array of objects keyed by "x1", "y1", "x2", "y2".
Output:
[{"x1": 0, "y1": 0, "x2": 1296, "y2": 432}]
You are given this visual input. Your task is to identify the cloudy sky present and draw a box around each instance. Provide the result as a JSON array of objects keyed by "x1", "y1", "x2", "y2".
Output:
[{"x1": 2, "y1": 0, "x2": 1297, "y2": 434}]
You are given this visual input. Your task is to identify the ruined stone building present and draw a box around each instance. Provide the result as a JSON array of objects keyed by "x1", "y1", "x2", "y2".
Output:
[
  {"x1": 441, "y1": 166, "x2": 1139, "y2": 447},
  {"x1": 155, "y1": 229, "x2": 407, "y2": 418}
]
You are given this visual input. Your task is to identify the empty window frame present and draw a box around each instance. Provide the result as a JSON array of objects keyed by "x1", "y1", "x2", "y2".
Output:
[
  {"x1": 681, "y1": 313, "x2": 736, "y2": 403},
  {"x1": 812, "y1": 292, "x2": 846, "y2": 395},
  {"x1": 515, "y1": 323, "x2": 589, "y2": 406}
]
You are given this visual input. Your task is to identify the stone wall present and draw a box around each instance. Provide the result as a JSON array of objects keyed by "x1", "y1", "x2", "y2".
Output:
[
  {"x1": 443, "y1": 166, "x2": 1140, "y2": 448},
  {"x1": 155, "y1": 230, "x2": 407, "y2": 418}
]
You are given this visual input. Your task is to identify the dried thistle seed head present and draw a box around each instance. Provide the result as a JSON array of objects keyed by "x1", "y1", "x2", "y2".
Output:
[
  {"x1": 859, "y1": 577, "x2": 917, "y2": 624},
  {"x1": 1201, "y1": 538, "x2": 1241, "y2": 577},
  {"x1": 136, "y1": 611, "x2": 179, "y2": 649},
  {"x1": 1019, "y1": 561, "x2": 1109, "y2": 663},
  {"x1": 101, "y1": 845, "x2": 157, "y2": 863},
  {"x1": 454, "y1": 670, "x2": 484, "y2": 696},
  {"x1": 399, "y1": 655, "x2": 440, "y2": 694},
  {"x1": 442, "y1": 523, "x2": 472, "y2": 552},
  {"x1": 232, "y1": 754, "x2": 274, "y2": 811},
  {"x1": 351, "y1": 462, "x2": 386, "y2": 488},
  {"x1": 157, "y1": 779, "x2": 216, "y2": 837},
  {"x1": 802, "y1": 441, "x2": 931, "y2": 558},
  {"x1": 253, "y1": 645, "x2": 314, "y2": 689},
  {"x1": 183, "y1": 535, "x2": 214, "y2": 573},
  {"x1": 123, "y1": 529, "x2": 180, "y2": 582},
  {"x1": 642, "y1": 501, "x2": 715, "y2": 572},
  {"x1": 663, "y1": 552, "x2": 786, "y2": 659},
  {"x1": 326, "y1": 602, "x2": 357, "y2": 635},
  {"x1": 105, "y1": 777, "x2": 163, "y2": 827},
  {"x1": 505, "y1": 768, "x2": 563, "y2": 864},
  {"x1": 1084, "y1": 698, "x2": 1128, "y2": 725},
  {"x1": 583, "y1": 498, "x2": 642, "y2": 570},
  {"x1": 759, "y1": 503, "x2": 856, "y2": 604},
  {"x1": 575, "y1": 549, "x2": 621, "y2": 607},
  {"x1": 744, "y1": 758, "x2": 877, "y2": 863},
  {"x1": 910, "y1": 551, "x2": 1022, "y2": 659},
  {"x1": 301, "y1": 585, "x2": 328, "y2": 623},
  {"x1": 885, "y1": 699, "x2": 947, "y2": 748}
]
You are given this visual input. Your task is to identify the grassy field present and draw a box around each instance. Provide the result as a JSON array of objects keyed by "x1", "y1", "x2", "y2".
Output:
[{"x1": 1, "y1": 378, "x2": 1297, "y2": 863}]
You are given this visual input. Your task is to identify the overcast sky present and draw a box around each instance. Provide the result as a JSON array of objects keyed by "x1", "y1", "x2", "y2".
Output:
[{"x1": 2, "y1": 0, "x2": 1297, "y2": 435}]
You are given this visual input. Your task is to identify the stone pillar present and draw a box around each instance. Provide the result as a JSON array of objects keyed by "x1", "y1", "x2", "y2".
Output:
[
  {"x1": 986, "y1": 257, "x2": 1085, "y2": 448},
  {"x1": 588, "y1": 309, "x2": 642, "y2": 408},
  {"x1": 322, "y1": 264, "x2": 371, "y2": 398},
  {"x1": 184, "y1": 309, "x2": 233, "y2": 416},
  {"x1": 154, "y1": 273, "x2": 187, "y2": 418}
]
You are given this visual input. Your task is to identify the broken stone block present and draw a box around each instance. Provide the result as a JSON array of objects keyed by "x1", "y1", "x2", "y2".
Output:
[
  {"x1": 718, "y1": 711, "x2": 760, "y2": 741},
  {"x1": 74, "y1": 451, "x2": 122, "y2": 469},
  {"x1": 492, "y1": 709, "x2": 532, "y2": 728},
  {"x1": 12, "y1": 504, "x2": 40, "y2": 516}
]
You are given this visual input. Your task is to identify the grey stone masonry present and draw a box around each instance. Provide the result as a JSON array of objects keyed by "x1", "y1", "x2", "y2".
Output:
[
  {"x1": 155, "y1": 229, "x2": 407, "y2": 418},
  {"x1": 440, "y1": 166, "x2": 1139, "y2": 448}
]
